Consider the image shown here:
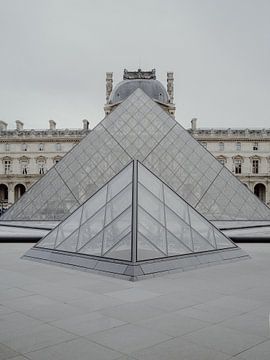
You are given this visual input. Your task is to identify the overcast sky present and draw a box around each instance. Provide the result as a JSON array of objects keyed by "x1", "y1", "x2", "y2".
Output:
[{"x1": 0, "y1": 0, "x2": 269, "y2": 130}]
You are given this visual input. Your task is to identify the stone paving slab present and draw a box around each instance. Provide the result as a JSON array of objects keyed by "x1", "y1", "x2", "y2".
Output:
[{"x1": 0, "y1": 243, "x2": 270, "y2": 359}]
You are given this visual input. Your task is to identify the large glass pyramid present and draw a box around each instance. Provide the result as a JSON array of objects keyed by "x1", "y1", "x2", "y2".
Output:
[
  {"x1": 3, "y1": 88, "x2": 270, "y2": 221},
  {"x1": 23, "y1": 161, "x2": 249, "y2": 280}
]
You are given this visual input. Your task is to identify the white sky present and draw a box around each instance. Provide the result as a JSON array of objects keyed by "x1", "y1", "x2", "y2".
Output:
[{"x1": 0, "y1": 0, "x2": 269, "y2": 130}]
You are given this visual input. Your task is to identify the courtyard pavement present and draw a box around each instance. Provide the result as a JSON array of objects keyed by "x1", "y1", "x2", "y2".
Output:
[{"x1": 0, "y1": 242, "x2": 270, "y2": 359}]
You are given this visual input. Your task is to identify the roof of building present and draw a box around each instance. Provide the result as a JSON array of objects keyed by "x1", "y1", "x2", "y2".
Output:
[{"x1": 109, "y1": 79, "x2": 169, "y2": 104}]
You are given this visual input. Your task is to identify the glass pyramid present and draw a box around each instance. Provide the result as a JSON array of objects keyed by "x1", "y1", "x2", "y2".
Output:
[
  {"x1": 4, "y1": 88, "x2": 270, "y2": 221},
  {"x1": 31, "y1": 161, "x2": 238, "y2": 271}
]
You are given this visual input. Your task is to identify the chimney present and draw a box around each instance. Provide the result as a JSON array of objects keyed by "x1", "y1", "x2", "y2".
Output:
[
  {"x1": 49, "y1": 119, "x2": 56, "y2": 130},
  {"x1": 191, "y1": 118, "x2": 197, "y2": 131},
  {"x1": 83, "y1": 119, "x2": 89, "y2": 130},
  {"x1": 106, "y1": 72, "x2": 113, "y2": 103},
  {"x1": 167, "y1": 72, "x2": 174, "y2": 103},
  {"x1": 16, "y1": 120, "x2": 24, "y2": 131},
  {"x1": 0, "y1": 121, "x2": 7, "y2": 131}
]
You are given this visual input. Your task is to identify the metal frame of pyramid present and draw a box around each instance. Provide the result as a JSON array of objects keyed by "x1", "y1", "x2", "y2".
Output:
[
  {"x1": 23, "y1": 160, "x2": 249, "y2": 281},
  {"x1": 3, "y1": 89, "x2": 270, "y2": 223}
]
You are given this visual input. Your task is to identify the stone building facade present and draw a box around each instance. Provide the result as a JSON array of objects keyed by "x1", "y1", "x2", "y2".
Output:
[
  {"x1": 189, "y1": 118, "x2": 270, "y2": 206},
  {"x1": 0, "y1": 119, "x2": 89, "y2": 209}
]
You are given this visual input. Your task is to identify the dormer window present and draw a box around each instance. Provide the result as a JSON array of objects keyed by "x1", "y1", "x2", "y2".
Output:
[
  {"x1": 39, "y1": 143, "x2": 44, "y2": 151},
  {"x1": 253, "y1": 142, "x2": 258, "y2": 151}
]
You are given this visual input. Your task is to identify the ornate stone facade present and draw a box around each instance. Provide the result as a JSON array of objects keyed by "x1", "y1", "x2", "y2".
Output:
[
  {"x1": 0, "y1": 120, "x2": 89, "y2": 209},
  {"x1": 189, "y1": 118, "x2": 270, "y2": 206}
]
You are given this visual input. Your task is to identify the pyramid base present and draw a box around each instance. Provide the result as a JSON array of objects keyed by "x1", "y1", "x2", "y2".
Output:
[{"x1": 22, "y1": 247, "x2": 250, "y2": 281}]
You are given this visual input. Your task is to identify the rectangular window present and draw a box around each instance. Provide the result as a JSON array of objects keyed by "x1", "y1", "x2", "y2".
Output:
[
  {"x1": 21, "y1": 162, "x2": 28, "y2": 175},
  {"x1": 253, "y1": 142, "x2": 258, "y2": 151},
  {"x1": 4, "y1": 160, "x2": 11, "y2": 174},
  {"x1": 39, "y1": 143, "x2": 44, "y2": 151},
  {"x1": 219, "y1": 142, "x2": 224, "y2": 151},
  {"x1": 235, "y1": 160, "x2": 242, "y2": 174},
  {"x1": 55, "y1": 143, "x2": 61, "y2": 151},
  {"x1": 5, "y1": 143, "x2": 10, "y2": 151},
  {"x1": 252, "y1": 160, "x2": 259, "y2": 174},
  {"x1": 38, "y1": 162, "x2": 46, "y2": 174},
  {"x1": 236, "y1": 142, "x2": 241, "y2": 151},
  {"x1": 21, "y1": 143, "x2": 28, "y2": 151}
]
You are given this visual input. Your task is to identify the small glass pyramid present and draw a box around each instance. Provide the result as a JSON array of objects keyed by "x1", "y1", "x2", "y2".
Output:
[{"x1": 23, "y1": 161, "x2": 248, "y2": 280}]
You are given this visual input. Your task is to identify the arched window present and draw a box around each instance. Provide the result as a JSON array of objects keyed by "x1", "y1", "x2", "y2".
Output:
[
  {"x1": 14, "y1": 184, "x2": 26, "y2": 202},
  {"x1": 38, "y1": 143, "x2": 44, "y2": 151},
  {"x1": 254, "y1": 183, "x2": 266, "y2": 202},
  {"x1": 0, "y1": 184, "x2": 8, "y2": 202}
]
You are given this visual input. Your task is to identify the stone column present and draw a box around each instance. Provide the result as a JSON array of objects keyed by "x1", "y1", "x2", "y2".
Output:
[
  {"x1": 167, "y1": 72, "x2": 174, "y2": 103},
  {"x1": 106, "y1": 72, "x2": 113, "y2": 103},
  {"x1": 8, "y1": 185, "x2": 14, "y2": 205}
]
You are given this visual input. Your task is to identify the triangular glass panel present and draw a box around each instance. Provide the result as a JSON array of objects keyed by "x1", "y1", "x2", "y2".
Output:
[
  {"x1": 55, "y1": 208, "x2": 83, "y2": 247},
  {"x1": 191, "y1": 229, "x2": 215, "y2": 252},
  {"x1": 164, "y1": 186, "x2": 189, "y2": 224},
  {"x1": 102, "y1": 207, "x2": 132, "y2": 255},
  {"x1": 81, "y1": 185, "x2": 107, "y2": 224},
  {"x1": 105, "y1": 184, "x2": 132, "y2": 225},
  {"x1": 80, "y1": 232, "x2": 103, "y2": 256},
  {"x1": 137, "y1": 207, "x2": 167, "y2": 255},
  {"x1": 77, "y1": 207, "x2": 106, "y2": 250},
  {"x1": 165, "y1": 206, "x2": 193, "y2": 251},
  {"x1": 189, "y1": 208, "x2": 216, "y2": 248},
  {"x1": 214, "y1": 229, "x2": 236, "y2": 249},
  {"x1": 137, "y1": 232, "x2": 166, "y2": 261},
  {"x1": 103, "y1": 233, "x2": 132, "y2": 261},
  {"x1": 166, "y1": 231, "x2": 192, "y2": 256},
  {"x1": 36, "y1": 230, "x2": 58, "y2": 249},
  {"x1": 138, "y1": 183, "x2": 165, "y2": 225},
  {"x1": 56, "y1": 230, "x2": 79, "y2": 252}
]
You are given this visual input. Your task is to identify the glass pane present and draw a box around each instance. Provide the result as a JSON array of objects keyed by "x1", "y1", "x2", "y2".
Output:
[
  {"x1": 138, "y1": 207, "x2": 167, "y2": 255},
  {"x1": 192, "y1": 229, "x2": 214, "y2": 252},
  {"x1": 102, "y1": 207, "x2": 132, "y2": 255},
  {"x1": 77, "y1": 207, "x2": 105, "y2": 250},
  {"x1": 164, "y1": 186, "x2": 189, "y2": 224},
  {"x1": 36, "y1": 230, "x2": 57, "y2": 249},
  {"x1": 137, "y1": 232, "x2": 165, "y2": 261},
  {"x1": 166, "y1": 231, "x2": 192, "y2": 256},
  {"x1": 55, "y1": 207, "x2": 82, "y2": 247},
  {"x1": 165, "y1": 206, "x2": 193, "y2": 251},
  {"x1": 138, "y1": 184, "x2": 165, "y2": 225},
  {"x1": 104, "y1": 233, "x2": 131, "y2": 261},
  {"x1": 214, "y1": 230, "x2": 235, "y2": 249},
  {"x1": 189, "y1": 208, "x2": 216, "y2": 247},
  {"x1": 81, "y1": 185, "x2": 107, "y2": 224},
  {"x1": 80, "y1": 232, "x2": 103, "y2": 256},
  {"x1": 56, "y1": 230, "x2": 79, "y2": 252},
  {"x1": 138, "y1": 163, "x2": 163, "y2": 200},
  {"x1": 107, "y1": 162, "x2": 133, "y2": 200},
  {"x1": 105, "y1": 184, "x2": 132, "y2": 225}
]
